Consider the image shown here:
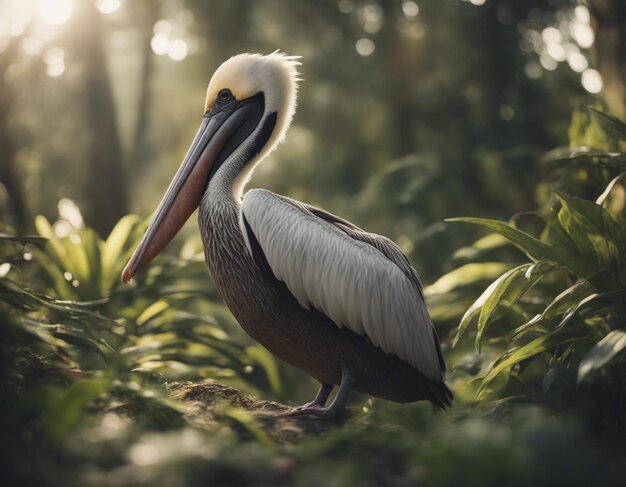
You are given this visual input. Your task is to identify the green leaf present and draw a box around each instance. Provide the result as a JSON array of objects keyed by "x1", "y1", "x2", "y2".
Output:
[
  {"x1": 426, "y1": 262, "x2": 513, "y2": 295},
  {"x1": 556, "y1": 190, "x2": 621, "y2": 249},
  {"x1": 245, "y1": 345, "x2": 282, "y2": 395},
  {"x1": 589, "y1": 107, "x2": 626, "y2": 142},
  {"x1": 452, "y1": 233, "x2": 509, "y2": 260},
  {"x1": 511, "y1": 281, "x2": 589, "y2": 339},
  {"x1": 476, "y1": 333, "x2": 579, "y2": 401},
  {"x1": 446, "y1": 217, "x2": 580, "y2": 270},
  {"x1": 542, "y1": 365, "x2": 565, "y2": 393},
  {"x1": 454, "y1": 264, "x2": 526, "y2": 347},
  {"x1": 556, "y1": 196, "x2": 598, "y2": 265},
  {"x1": 596, "y1": 172, "x2": 626, "y2": 206},
  {"x1": 220, "y1": 406, "x2": 271, "y2": 445},
  {"x1": 578, "y1": 331, "x2": 626, "y2": 383},
  {"x1": 35, "y1": 215, "x2": 68, "y2": 265},
  {"x1": 0, "y1": 234, "x2": 48, "y2": 246},
  {"x1": 102, "y1": 215, "x2": 143, "y2": 291},
  {"x1": 43, "y1": 377, "x2": 110, "y2": 441},
  {"x1": 475, "y1": 264, "x2": 532, "y2": 352},
  {"x1": 31, "y1": 246, "x2": 75, "y2": 300},
  {"x1": 136, "y1": 300, "x2": 170, "y2": 326},
  {"x1": 555, "y1": 292, "x2": 622, "y2": 331},
  {"x1": 545, "y1": 147, "x2": 626, "y2": 172}
]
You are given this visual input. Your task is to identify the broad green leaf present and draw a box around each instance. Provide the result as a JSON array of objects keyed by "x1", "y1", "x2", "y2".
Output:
[
  {"x1": 452, "y1": 233, "x2": 509, "y2": 260},
  {"x1": 548, "y1": 148, "x2": 626, "y2": 167},
  {"x1": 31, "y1": 246, "x2": 75, "y2": 300},
  {"x1": 65, "y1": 228, "x2": 103, "y2": 298},
  {"x1": 556, "y1": 190, "x2": 621, "y2": 248},
  {"x1": 589, "y1": 107, "x2": 626, "y2": 142},
  {"x1": 35, "y1": 215, "x2": 68, "y2": 265},
  {"x1": 555, "y1": 292, "x2": 622, "y2": 331},
  {"x1": 476, "y1": 333, "x2": 579, "y2": 401},
  {"x1": 454, "y1": 264, "x2": 528, "y2": 347},
  {"x1": 245, "y1": 345, "x2": 282, "y2": 395},
  {"x1": 53, "y1": 331, "x2": 107, "y2": 370},
  {"x1": 475, "y1": 264, "x2": 532, "y2": 352},
  {"x1": 544, "y1": 212, "x2": 598, "y2": 278},
  {"x1": 136, "y1": 300, "x2": 170, "y2": 326},
  {"x1": 102, "y1": 215, "x2": 143, "y2": 290},
  {"x1": 425, "y1": 262, "x2": 512, "y2": 295},
  {"x1": 524, "y1": 261, "x2": 555, "y2": 281},
  {"x1": 44, "y1": 377, "x2": 110, "y2": 441},
  {"x1": 511, "y1": 281, "x2": 589, "y2": 339},
  {"x1": 510, "y1": 313, "x2": 544, "y2": 340},
  {"x1": 0, "y1": 234, "x2": 48, "y2": 246},
  {"x1": 446, "y1": 217, "x2": 581, "y2": 270},
  {"x1": 221, "y1": 406, "x2": 271, "y2": 445},
  {"x1": 542, "y1": 365, "x2": 565, "y2": 393},
  {"x1": 556, "y1": 197, "x2": 598, "y2": 265},
  {"x1": 596, "y1": 172, "x2": 626, "y2": 205},
  {"x1": 578, "y1": 330, "x2": 626, "y2": 383}
]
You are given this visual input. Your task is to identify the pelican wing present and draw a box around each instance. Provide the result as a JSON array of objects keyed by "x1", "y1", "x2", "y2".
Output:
[{"x1": 241, "y1": 189, "x2": 444, "y2": 381}]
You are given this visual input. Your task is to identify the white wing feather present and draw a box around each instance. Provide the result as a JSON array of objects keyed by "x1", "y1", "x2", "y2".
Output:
[{"x1": 241, "y1": 189, "x2": 442, "y2": 381}]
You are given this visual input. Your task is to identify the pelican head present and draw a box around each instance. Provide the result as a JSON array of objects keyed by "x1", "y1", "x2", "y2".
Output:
[{"x1": 122, "y1": 52, "x2": 301, "y2": 282}]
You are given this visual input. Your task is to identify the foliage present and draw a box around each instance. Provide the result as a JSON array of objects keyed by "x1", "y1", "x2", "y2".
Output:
[
  {"x1": 439, "y1": 109, "x2": 626, "y2": 415},
  {"x1": 1, "y1": 0, "x2": 626, "y2": 484},
  {"x1": 3, "y1": 110, "x2": 626, "y2": 483},
  {"x1": 0, "y1": 216, "x2": 285, "y2": 480}
]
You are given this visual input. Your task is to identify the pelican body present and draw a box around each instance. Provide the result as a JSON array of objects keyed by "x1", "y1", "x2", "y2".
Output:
[{"x1": 123, "y1": 53, "x2": 452, "y2": 417}]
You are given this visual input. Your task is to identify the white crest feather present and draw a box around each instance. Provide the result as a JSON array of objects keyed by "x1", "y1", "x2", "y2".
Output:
[{"x1": 206, "y1": 52, "x2": 301, "y2": 198}]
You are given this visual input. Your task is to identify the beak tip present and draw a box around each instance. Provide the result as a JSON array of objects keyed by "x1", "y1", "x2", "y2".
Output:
[{"x1": 121, "y1": 265, "x2": 135, "y2": 284}]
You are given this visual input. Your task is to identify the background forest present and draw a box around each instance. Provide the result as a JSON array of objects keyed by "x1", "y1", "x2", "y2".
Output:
[{"x1": 2, "y1": 0, "x2": 626, "y2": 485}]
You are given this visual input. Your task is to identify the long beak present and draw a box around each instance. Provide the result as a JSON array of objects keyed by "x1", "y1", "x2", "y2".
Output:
[{"x1": 122, "y1": 98, "x2": 263, "y2": 283}]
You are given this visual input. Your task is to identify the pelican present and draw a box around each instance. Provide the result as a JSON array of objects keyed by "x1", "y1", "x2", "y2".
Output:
[{"x1": 122, "y1": 52, "x2": 452, "y2": 418}]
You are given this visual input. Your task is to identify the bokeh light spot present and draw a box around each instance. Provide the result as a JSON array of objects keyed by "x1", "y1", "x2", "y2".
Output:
[
  {"x1": 96, "y1": 0, "x2": 121, "y2": 15},
  {"x1": 22, "y1": 37, "x2": 43, "y2": 55},
  {"x1": 44, "y1": 47, "x2": 65, "y2": 77},
  {"x1": 129, "y1": 443, "x2": 160, "y2": 466},
  {"x1": 167, "y1": 39, "x2": 188, "y2": 61},
  {"x1": 402, "y1": 1, "x2": 419, "y2": 18},
  {"x1": 153, "y1": 19, "x2": 172, "y2": 36},
  {"x1": 574, "y1": 5, "x2": 590, "y2": 24},
  {"x1": 151, "y1": 33, "x2": 169, "y2": 55},
  {"x1": 581, "y1": 69, "x2": 602, "y2": 94},
  {"x1": 546, "y1": 43, "x2": 565, "y2": 62},
  {"x1": 524, "y1": 61, "x2": 542, "y2": 79},
  {"x1": 355, "y1": 38, "x2": 375, "y2": 56},
  {"x1": 571, "y1": 21, "x2": 594, "y2": 49},
  {"x1": 338, "y1": 0, "x2": 354, "y2": 14},
  {"x1": 541, "y1": 27, "x2": 562, "y2": 45},
  {"x1": 567, "y1": 51, "x2": 588, "y2": 73},
  {"x1": 539, "y1": 54, "x2": 557, "y2": 71},
  {"x1": 38, "y1": 0, "x2": 73, "y2": 26}
]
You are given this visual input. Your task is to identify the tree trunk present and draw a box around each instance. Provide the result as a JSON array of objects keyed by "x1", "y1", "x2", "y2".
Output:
[
  {"x1": 130, "y1": 0, "x2": 158, "y2": 169},
  {"x1": 588, "y1": 0, "x2": 626, "y2": 118},
  {"x1": 72, "y1": 0, "x2": 128, "y2": 237},
  {"x1": 0, "y1": 35, "x2": 28, "y2": 233}
]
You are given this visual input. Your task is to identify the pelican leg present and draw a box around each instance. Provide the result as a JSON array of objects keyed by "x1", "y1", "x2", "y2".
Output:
[
  {"x1": 292, "y1": 382, "x2": 333, "y2": 411},
  {"x1": 281, "y1": 368, "x2": 358, "y2": 419}
]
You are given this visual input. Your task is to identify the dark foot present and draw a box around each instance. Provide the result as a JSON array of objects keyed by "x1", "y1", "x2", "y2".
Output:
[{"x1": 278, "y1": 405, "x2": 343, "y2": 419}]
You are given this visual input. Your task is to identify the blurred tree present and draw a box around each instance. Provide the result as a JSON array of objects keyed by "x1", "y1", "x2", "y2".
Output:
[
  {"x1": 72, "y1": 0, "x2": 128, "y2": 236},
  {"x1": 0, "y1": 31, "x2": 27, "y2": 232},
  {"x1": 129, "y1": 0, "x2": 159, "y2": 168},
  {"x1": 588, "y1": 0, "x2": 626, "y2": 117}
]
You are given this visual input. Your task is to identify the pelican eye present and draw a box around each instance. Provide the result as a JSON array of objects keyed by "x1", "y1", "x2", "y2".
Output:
[{"x1": 217, "y1": 88, "x2": 234, "y2": 103}]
